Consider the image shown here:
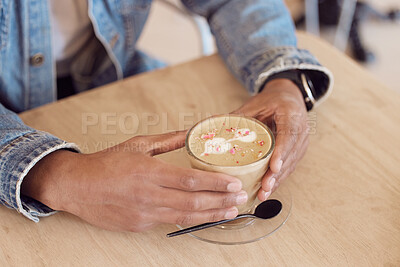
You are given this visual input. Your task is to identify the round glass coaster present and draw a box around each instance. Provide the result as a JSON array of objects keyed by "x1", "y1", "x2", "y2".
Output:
[{"x1": 176, "y1": 185, "x2": 292, "y2": 245}]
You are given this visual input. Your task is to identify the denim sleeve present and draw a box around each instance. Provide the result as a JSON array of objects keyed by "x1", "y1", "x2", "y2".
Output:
[
  {"x1": 0, "y1": 103, "x2": 80, "y2": 222},
  {"x1": 181, "y1": 0, "x2": 333, "y2": 103}
]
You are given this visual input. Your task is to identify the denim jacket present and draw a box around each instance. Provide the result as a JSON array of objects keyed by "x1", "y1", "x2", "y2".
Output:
[{"x1": 0, "y1": 0, "x2": 333, "y2": 222}]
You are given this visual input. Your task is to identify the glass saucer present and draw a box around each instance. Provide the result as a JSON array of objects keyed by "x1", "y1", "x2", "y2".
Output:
[{"x1": 176, "y1": 185, "x2": 292, "y2": 245}]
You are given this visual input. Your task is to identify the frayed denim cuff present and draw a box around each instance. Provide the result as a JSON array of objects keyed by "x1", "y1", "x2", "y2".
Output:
[
  {"x1": 244, "y1": 47, "x2": 334, "y2": 105},
  {"x1": 0, "y1": 131, "x2": 80, "y2": 222}
]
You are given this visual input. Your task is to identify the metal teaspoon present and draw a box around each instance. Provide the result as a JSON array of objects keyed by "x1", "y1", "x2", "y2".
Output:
[{"x1": 167, "y1": 199, "x2": 282, "y2": 237}]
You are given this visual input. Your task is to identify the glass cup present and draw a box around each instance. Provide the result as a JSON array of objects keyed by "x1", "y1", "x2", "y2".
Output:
[{"x1": 185, "y1": 115, "x2": 275, "y2": 228}]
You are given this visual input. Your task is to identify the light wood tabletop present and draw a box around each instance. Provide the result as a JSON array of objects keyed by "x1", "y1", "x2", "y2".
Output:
[{"x1": 1, "y1": 32, "x2": 399, "y2": 266}]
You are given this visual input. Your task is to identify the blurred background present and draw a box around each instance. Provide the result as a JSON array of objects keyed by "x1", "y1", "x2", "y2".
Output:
[{"x1": 137, "y1": 0, "x2": 400, "y2": 93}]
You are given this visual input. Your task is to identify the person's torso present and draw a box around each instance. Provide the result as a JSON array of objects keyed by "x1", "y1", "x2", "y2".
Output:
[
  {"x1": 0, "y1": 0, "x2": 152, "y2": 112},
  {"x1": 48, "y1": 0, "x2": 93, "y2": 77}
]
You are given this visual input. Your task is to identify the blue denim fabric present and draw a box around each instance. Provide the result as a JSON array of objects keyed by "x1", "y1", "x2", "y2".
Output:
[
  {"x1": 0, "y1": 105, "x2": 80, "y2": 221},
  {"x1": 0, "y1": 0, "x2": 333, "y2": 221}
]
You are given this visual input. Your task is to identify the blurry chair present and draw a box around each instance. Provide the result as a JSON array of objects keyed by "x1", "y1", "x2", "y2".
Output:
[{"x1": 296, "y1": 0, "x2": 400, "y2": 63}]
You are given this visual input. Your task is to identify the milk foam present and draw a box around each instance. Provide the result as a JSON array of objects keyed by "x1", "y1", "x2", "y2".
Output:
[{"x1": 201, "y1": 128, "x2": 257, "y2": 156}]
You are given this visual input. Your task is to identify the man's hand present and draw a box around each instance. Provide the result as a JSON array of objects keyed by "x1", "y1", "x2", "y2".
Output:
[
  {"x1": 21, "y1": 131, "x2": 247, "y2": 232},
  {"x1": 233, "y1": 79, "x2": 309, "y2": 201}
]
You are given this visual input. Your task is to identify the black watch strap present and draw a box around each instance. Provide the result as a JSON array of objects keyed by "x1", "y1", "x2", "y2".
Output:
[{"x1": 263, "y1": 70, "x2": 317, "y2": 111}]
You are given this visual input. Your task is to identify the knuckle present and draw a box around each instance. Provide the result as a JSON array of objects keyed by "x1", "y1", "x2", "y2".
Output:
[
  {"x1": 184, "y1": 197, "x2": 201, "y2": 211},
  {"x1": 289, "y1": 124, "x2": 300, "y2": 135},
  {"x1": 179, "y1": 175, "x2": 196, "y2": 190},
  {"x1": 213, "y1": 177, "x2": 223, "y2": 191},
  {"x1": 221, "y1": 195, "x2": 231, "y2": 208},
  {"x1": 134, "y1": 197, "x2": 146, "y2": 207},
  {"x1": 261, "y1": 179, "x2": 270, "y2": 191},
  {"x1": 208, "y1": 212, "x2": 219, "y2": 222},
  {"x1": 133, "y1": 193, "x2": 145, "y2": 205},
  {"x1": 133, "y1": 192, "x2": 152, "y2": 207},
  {"x1": 134, "y1": 212, "x2": 145, "y2": 223},
  {"x1": 176, "y1": 213, "x2": 193, "y2": 226}
]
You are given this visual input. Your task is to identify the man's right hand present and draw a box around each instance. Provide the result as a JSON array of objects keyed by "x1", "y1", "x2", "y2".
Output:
[{"x1": 21, "y1": 131, "x2": 247, "y2": 232}]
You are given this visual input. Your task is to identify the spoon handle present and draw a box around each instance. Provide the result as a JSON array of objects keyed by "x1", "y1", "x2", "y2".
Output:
[{"x1": 166, "y1": 214, "x2": 253, "y2": 237}]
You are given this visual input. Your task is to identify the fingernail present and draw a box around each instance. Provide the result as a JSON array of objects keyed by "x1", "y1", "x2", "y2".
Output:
[
  {"x1": 264, "y1": 190, "x2": 271, "y2": 200},
  {"x1": 227, "y1": 181, "x2": 242, "y2": 192},
  {"x1": 277, "y1": 160, "x2": 283, "y2": 172},
  {"x1": 225, "y1": 207, "x2": 238, "y2": 219},
  {"x1": 269, "y1": 178, "x2": 276, "y2": 190},
  {"x1": 235, "y1": 191, "x2": 248, "y2": 205}
]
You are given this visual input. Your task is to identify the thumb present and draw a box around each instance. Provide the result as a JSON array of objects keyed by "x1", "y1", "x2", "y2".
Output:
[
  {"x1": 231, "y1": 105, "x2": 248, "y2": 116},
  {"x1": 231, "y1": 101, "x2": 261, "y2": 118},
  {"x1": 144, "y1": 130, "x2": 188, "y2": 156}
]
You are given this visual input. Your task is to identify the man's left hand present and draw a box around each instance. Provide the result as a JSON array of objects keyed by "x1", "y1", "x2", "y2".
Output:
[{"x1": 232, "y1": 79, "x2": 309, "y2": 201}]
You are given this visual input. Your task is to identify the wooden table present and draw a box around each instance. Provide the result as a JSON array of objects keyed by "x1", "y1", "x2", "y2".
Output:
[{"x1": 1, "y1": 33, "x2": 399, "y2": 266}]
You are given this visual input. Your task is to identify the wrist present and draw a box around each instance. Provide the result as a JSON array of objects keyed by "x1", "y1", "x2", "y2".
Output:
[
  {"x1": 21, "y1": 150, "x2": 80, "y2": 211},
  {"x1": 262, "y1": 70, "x2": 316, "y2": 111},
  {"x1": 263, "y1": 78, "x2": 305, "y2": 103}
]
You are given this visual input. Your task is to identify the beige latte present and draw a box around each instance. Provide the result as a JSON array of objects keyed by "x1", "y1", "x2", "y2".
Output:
[{"x1": 186, "y1": 115, "x2": 275, "y2": 215}]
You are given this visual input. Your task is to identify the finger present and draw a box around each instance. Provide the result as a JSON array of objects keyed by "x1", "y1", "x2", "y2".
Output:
[
  {"x1": 154, "y1": 162, "x2": 242, "y2": 193},
  {"x1": 261, "y1": 131, "x2": 307, "y2": 190},
  {"x1": 231, "y1": 94, "x2": 265, "y2": 117},
  {"x1": 278, "y1": 133, "x2": 308, "y2": 182},
  {"x1": 269, "y1": 111, "x2": 306, "y2": 173},
  {"x1": 232, "y1": 100, "x2": 276, "y2": 120},
  {"x1": 155, "y1": 206, "x2": 239, "y2": 226},
  {"x1": 271, "y1": 136, "x2": 309, "y2": 192},
  {"x1": 231, "y1": 105, "x2": 260, "y2": 117},
  {"x1": 261, "y1": 174, "x2": 276, "y2": 192},
  {"x1": 141, "y1": 130, "x2": 187, "y2": 156},
  {"x1": 257, "y1": 188, "x2": 272, "y2": 202},
  {"x1": 231, "y1": 97, "x2": 255, "y2": 116},
  {"x1": 155, "y1": 188, "x2": 248, "y2": 211},
  {"x1": 257, "y1": 169, "x2": 277, "y2": 201},
  {"x1": 257, "y1": 132, "x2": 308, "y2": 201}
]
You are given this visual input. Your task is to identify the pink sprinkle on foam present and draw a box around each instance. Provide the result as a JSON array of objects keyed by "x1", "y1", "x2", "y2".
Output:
[
  {"x1": 201, "y1": 132, "x2": 216, "y2": 140},
  {"x1": 229, "y1": 148, "x2": 236, "y2": 155}
]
